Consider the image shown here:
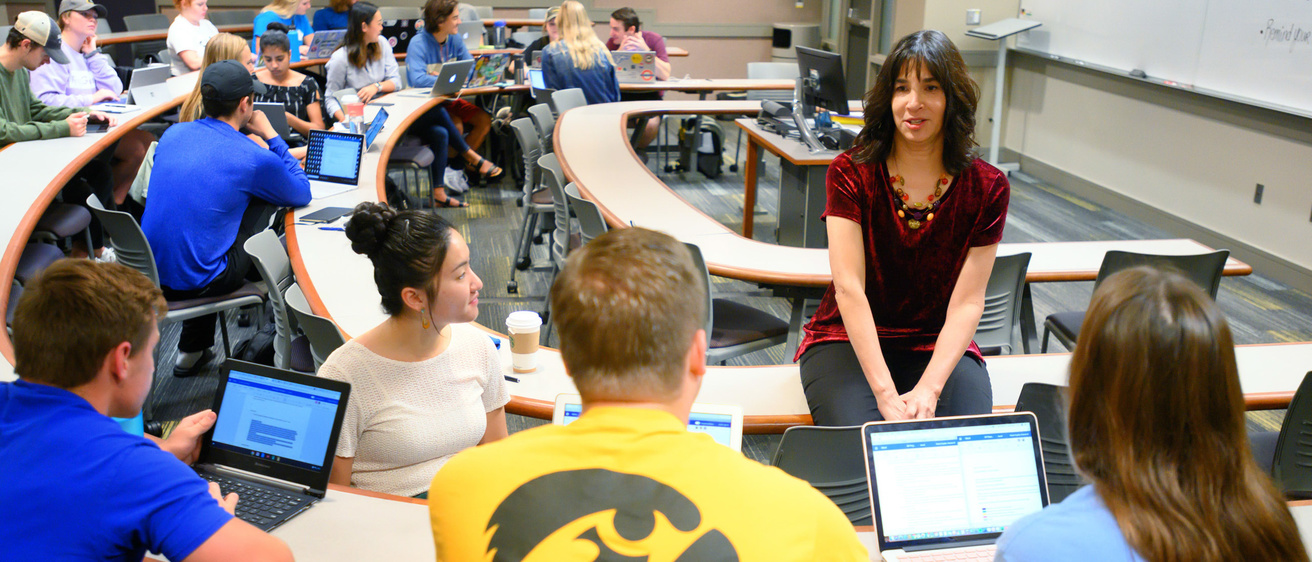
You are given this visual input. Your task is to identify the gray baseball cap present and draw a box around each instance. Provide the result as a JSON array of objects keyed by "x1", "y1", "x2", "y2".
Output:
[
  {"x1": 13, "y1": 11, "x2": 69, "y2": 64},
  {"x1": 58, "y1": 0, "x2": 108, "y2": 19}
]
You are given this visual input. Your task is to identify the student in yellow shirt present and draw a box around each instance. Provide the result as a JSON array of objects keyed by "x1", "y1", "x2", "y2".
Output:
[{"x1": 428, "y1": 227, "x2": 868, "y2": 561}]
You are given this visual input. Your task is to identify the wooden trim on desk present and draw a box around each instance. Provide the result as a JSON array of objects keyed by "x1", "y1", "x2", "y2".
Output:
[
  {"x1": 98, "y1": 24, "x2": 253, "y2": 45},
  {"x1": 327, "y1": 483, "x2": 428, "y2": 505},
  {"x1": 0, "y1": 96, "x2": 186, "y2": 364}
]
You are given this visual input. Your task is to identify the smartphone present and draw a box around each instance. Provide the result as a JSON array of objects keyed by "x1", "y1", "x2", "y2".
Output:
[
  {"x1": 86, "y1": 122, "x2": 109, "y2": 134},
  {"x1": 368, "y1": 102, "x2": 394, "y2": 107}
]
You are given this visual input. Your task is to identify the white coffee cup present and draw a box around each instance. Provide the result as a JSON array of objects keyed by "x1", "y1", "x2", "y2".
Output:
[{"x1": 505, "y1": 311, "x2": 542, "y2": 373}]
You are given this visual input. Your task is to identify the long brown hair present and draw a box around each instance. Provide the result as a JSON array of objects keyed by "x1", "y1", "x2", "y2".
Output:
[
  {"x1": 1069, "y1": 267, "x2": 1307, "y2": 562},
  {"x1": 340, "y1": 1, "x2": 380, "y2": 68},
  {"x1": 852, "y1": 30, "x2": 978, "y2": 175},
  {"x1": 179, "y1": 33, "x2": 250, "y2": 122}
]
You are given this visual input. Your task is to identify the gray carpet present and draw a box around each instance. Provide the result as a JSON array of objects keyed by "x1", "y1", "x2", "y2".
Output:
[{"x1": 146, "y1": 118, "x2": 1305, "y2": 461}]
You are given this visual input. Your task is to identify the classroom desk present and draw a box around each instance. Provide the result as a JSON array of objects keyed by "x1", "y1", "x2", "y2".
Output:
[
  {"x1": 97, "y1": 24, "x2": 254, "y2": 46},
  {"x1": 735, "y1": 116, "x2": 835, "y2": 247},
  {"x1": 0, "y1": 72, "x2": 197, "y2": 363}
]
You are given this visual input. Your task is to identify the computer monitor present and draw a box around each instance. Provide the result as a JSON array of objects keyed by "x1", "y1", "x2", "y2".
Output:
[{"x1": 795, "y1": 46, "x2": 849, "y2": 117}]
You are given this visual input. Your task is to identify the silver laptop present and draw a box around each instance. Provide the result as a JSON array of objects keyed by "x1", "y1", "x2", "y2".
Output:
[
  {"x1": 861, "y1": 413, "x2": 1051, "y2": 561},
  {"x1": 551, "y1": 393, "x2": 744, "y2": 451},
  {"x1": 456, "y1": 21, "x2": 485, "y2": 47},
  {"x1": 306, "y1": 29, "x2": 345, "y2": 58},
  {"x1": 125, "y1": 63, "x2": 172, "y2": 107},
  {"x1": 427, "y1": 59, "x2": 475, "y2": 97},
  {"x1": 196, "y1": 360, "x2": 351, "y2": 532},
  {"x1": 304, "y1": 129, "x2": 364, "y2": 199},
  {"x1": 612, "y1": 50, "x2": 657, "y2": 83},
  {"x1": 254, "y1": 102, "x2": 293, "y2": 140}
]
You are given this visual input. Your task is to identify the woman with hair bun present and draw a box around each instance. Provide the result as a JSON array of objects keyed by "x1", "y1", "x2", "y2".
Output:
[
  {"x1": 997, "y1": 267, "x2": 1308, "y2": 562},
  {"x1": 320, "y1": 202, "x2": 508, "y2": 498}
]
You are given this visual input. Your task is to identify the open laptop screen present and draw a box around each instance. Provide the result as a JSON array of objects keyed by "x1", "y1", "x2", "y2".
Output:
[
  {"x1": 864, "y1": 414, "x2": 1048, "y2": 551},
  {"x1": 210, "y1": 370, "x2": 343, "y2": 472},
  {"x1": 305, "y1": 130, "x2": 363, "y2": 185}
]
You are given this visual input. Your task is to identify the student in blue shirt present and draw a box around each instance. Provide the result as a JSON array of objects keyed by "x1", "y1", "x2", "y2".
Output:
[
  {"x1": 995, "y1": 267, "x2": 1307, "y2": 562},
  {"x1": 0, "y1": 259, "x2": 292, "y2": 561},
  {"x1": 312, "y1": 0, "x2": 353, "y2": 32},
  {"x1": 541, "y1": 0, "x2": 619, "y2": 105},
  {"x1": 143, "y1": 60, "x2": 311, "y2": 376},
  {"x1": 253, "y1": 0, "x2": 313, "y2": 62}
]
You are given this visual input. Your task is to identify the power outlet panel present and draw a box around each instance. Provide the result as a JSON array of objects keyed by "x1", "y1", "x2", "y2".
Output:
[
  {"x1": 967, "y1": 9, "x2": 982, "y2": 25},
  {"x1": 1254, "y1": 183, "x2": 1264, "y2": 204}
]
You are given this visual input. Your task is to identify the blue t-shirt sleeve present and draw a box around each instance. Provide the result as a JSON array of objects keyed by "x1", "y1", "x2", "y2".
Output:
[
  {"x1": 253, "y1": 11, "x2": 273, "y2": 36},
  {"x1": 112, "y1": 442, "x2": 234, "y2": 560}
]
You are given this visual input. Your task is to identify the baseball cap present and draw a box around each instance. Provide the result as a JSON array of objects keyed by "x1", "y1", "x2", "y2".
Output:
[
  {"x1": 58, "y1": 0, "x2": 109, "y2": 18},
  {"x1": 13, "y1": 11, "x2": 69, "y2": 64},
  {"x1": 200, "y1": 60, "x2": 267, "y2": 101},
  {"x1": 544, "y1": 6, "x2": 559, "y2": 22}
]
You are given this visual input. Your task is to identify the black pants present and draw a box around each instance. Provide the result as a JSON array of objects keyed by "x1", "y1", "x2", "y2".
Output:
[
  {"x1": 798, "y1": 341, "x2": 993, "y2": 426},
  {"x1": 61, "y1": 160, "x2": 115, "y2": 249},
  {"x1": 161, "y1": 202, "x2": 276, "y2": 353}
]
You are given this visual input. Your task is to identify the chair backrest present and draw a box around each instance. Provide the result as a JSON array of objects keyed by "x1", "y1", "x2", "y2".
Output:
[
  {"x1": 155, "y1": 49, "x2": 172, "y2": 65},
  {"x1": 209, "y1": 9, "x2": 257, "y2": 26},
  {"x1": 378, "y1": 6, "x2": 421, "y2": 20},
  {"x1": 123, "y1": 13, "x2": 170, "y2": 31},
  {"x1": 564, "y1": 182, "x2": 607, "y2": 245},
  {"x1": 243, "y1": 230, "x2": 296, "y2": 370},
  {"x1": 285, "y1": 283, "x2": 347, "y2": 370},
  {"x1": 975, "y1": 251, "x2": 1031, "y2": 355},
  {"x1": 681, "y1": 243, "x2": 716, "y2": 348},
  {"x1": 6, "y1": 280, "x2": 21, "y2": 328},
  {"x1": 770, "y1": 425, "x2": 872, "y2": 525},
  {"x1": 511, "y1": 30, "x2": 541, "y2": 45},
  {"x1": 1014, "y1": 382, "x2": 1083, "y2": 503},
  {"x1": 527, "y1": 103, "x2": 555, "y2": 153},
  {"x1": 537, "y1": 153, "x2": 570, "y2": 264},
  {"x1": 474, "y1": 5, "x2": 493, "y2": 19},
  {"x1": 1094, "y1": 249, "x2": 1230, "y2": 298},
  {"x1": 1273, "y1": 371, "x2": 1312, "y2": 498},
  {"x1": 509, "y1": 117, "x2": 541, "y2": 197},
  {"x1": 457, "y1": 2, "x2": 483, "y2": 21},
  {"x1": 552, "y1": 88, "x2": 588, "y2": 114},
  {"x1": 85, "y1": 195, "x2": 160, "y2": 286},
  {"x1": 96, "y1": 19, "x2": 112, "y2": 35},
  {"x1": 746, "y1": 62, "x2": 799, "y2": 102},
  {"x1": 526, "y1": 8, "x2": 547, "y2": 19}
]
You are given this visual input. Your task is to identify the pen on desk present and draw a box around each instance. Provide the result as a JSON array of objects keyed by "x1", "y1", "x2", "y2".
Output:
[
  {"x1": 319, "y1": 226, "x2": 345, "y2": 231},
  {"x1": 504, "y1": 375, "x2": 519, "y2": 383}
]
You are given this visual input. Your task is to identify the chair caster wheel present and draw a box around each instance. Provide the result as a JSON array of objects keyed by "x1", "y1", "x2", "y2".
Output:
[
  {"x1": 516, "y1": 199, "x2": 524, "y2": 207},
  {"x1": 237, "y1": 312, "x2": 252, "y2": 327},
  {"x1": 506, "y1": 281, "x2": 518, "y2": 294},
  {"x1": 533, "y1": 234, "x2": 543, "y2": 244},
  {"x1": 515, "y1": 257, "x2": 531, "y2": 270},
  {"x1": 729, "y1": 164, "x2": 739, "y2": 172}
]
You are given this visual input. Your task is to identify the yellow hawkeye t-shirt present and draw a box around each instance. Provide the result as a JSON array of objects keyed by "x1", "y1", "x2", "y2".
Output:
[{"x1": 429, "y1": 406, "x2": 868, "y2": 561}]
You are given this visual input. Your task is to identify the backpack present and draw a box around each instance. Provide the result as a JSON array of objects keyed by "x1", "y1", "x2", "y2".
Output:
[
  {"x1": 232, "y1": 308, "x2": 277, "y2": 366},
  {"x1": 676, "y1": 116, "x2": 725, "y2": 179}
]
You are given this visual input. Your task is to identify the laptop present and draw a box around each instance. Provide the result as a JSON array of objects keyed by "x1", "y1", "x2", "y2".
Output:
[
  {"x1": 456, "y1": 21, "x2": 485, "y2": 48},
  {"x1": 124, "y1": 63, "x2": 172, "y2": 107},
  {"x1": 861, "y1": 413, "x2": 1051, "y2": 561},
  {"x1": 306, "y1": 28, "x2": 346, "y2": 58},
  {"x1": 254, "y1": 102, "x2": 293, "y2": 140},
  {"x1": 467, "y1": 53, "x2": 511, "y2": 88},
  {"x1": 530, "y1": 50, "x2": 544, "y2": 68},
  {"x1": 381, "y1": 18, "x2": 421, "y2": 53},
  {"x1": 195, "y1": 360, "x2": 351, "y2": 532},
  {"x1": 612, "y1": 50, "x2": 658, "y2": 84},
  {"x1": 363, "y1": 106, "x2": 388, "y2": 150},
  {"x1": 551, "y1": 393, "x2": 744, "y2": 451},
  {"x1": 427, "y1": 59, "x2": 475, "y2": 97},
  {"x1": 304, "y1": 130, "x2": 364, "y2": 199},
  {"x1": 528, "y1": 67, "x2": 554, "y2": 100}
]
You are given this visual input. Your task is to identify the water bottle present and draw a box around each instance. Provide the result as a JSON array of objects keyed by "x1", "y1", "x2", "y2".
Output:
[{"x1": 491, "y1": 20, "x2": 508, "y2": 49}]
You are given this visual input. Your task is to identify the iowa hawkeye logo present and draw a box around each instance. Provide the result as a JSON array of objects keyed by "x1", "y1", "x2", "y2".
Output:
[{"x1": 484, "y1": 469, "x2": 740, "y2": 561}]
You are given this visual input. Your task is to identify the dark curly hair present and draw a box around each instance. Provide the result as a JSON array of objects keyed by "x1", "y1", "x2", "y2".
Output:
[
  {"x1": 344, "y1": 202, "x2": 455, "y2": 316},
  {"x1": 851, "y1": 30, "x2": 980, "y2": 175}
]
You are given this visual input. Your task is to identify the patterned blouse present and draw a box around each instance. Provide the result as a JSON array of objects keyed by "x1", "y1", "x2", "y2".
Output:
[{"x1": 253, "y1": 74, "x2": 321, "y2": 122}]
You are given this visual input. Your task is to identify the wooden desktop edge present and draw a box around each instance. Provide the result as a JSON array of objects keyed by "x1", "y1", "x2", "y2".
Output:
[
  {"x1": 98, "y1": 24, "x2": 254, "y2": 46},
  {"x1": 0, "y1": 94, "x2": 188, "y2": 364}
]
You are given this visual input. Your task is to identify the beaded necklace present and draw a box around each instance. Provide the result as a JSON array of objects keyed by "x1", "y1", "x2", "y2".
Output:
[{"x1": 888, "y1": 161, "x2": 951, "y2": 230}]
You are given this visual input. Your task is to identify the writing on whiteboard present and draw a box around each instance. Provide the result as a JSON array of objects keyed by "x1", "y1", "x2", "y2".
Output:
[{"x1": 1262, "y1": 19, "x2": 1312, "y2": 51}]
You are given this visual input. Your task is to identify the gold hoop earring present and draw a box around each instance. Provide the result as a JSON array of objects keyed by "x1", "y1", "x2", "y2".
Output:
[{"x1": 421, "y1": 309, "x2": 430, "y2": 330}]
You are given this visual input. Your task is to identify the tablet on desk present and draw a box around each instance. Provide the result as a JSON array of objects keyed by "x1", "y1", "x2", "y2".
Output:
[{"x1": 300, "y1": 207, "x2": 354, "y2": 224}]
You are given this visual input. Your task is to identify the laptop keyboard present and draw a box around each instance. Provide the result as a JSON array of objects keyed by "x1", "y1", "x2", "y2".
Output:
[
  {"x1": 200, "y1": 472, "x2": 310, "y2": 529},
  {"x1": 897, "y1": 545, "x2": 995, "y2": 561}
]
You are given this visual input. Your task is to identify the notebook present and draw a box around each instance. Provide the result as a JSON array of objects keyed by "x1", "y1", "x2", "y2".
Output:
[
  {"x1": 551, "y1": 393, "x2": 744, "y2": 451},
  {"x1": 612, "y1": 50, "x2": 657, "y2": 84},
  {"x1": 861, "y1": 413, "x2": 1050, "y2": 561},
  {"x1": 363, "y1": 106, "x2": 388, "y2": 150},
  {"x1": 306, "y1": 29, "x2": 345, "y2": 58},
  {"x1": 304, "y1": 130, "x2": 364, "y2": 199},
  {"x1": 427, "y1": 59, "x2": 475, "y2": 96},
  {"x1": 124, "y1": 64, "x2": 172, "y2": 107},
  {"x1": 467, "y1": 53, "x2": 511, "y2": 88},
  {"x1": 380, "y1": 18, "x2": 420, "y2": 53},
  {"x1": 195, "y1": 360, "x2": 351, "y2": 532}
]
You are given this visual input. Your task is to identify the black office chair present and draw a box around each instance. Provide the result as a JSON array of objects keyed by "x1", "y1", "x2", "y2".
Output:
[
  {"x1": 1013, "y1": 382, "x2": 1085, "y2": 503},
  {"x1": 684, "y1": 243, "x2": 789, "y2": 364},
  {"x1": 1041, "y1": 250, "x2": 1229, "y2": 352},
  {"x1": 770, "y1": 425, "x2": 872, "y2": 525},
  {"x1": 1272, "y1": 371, "x2": 1312, "y2": 499}
]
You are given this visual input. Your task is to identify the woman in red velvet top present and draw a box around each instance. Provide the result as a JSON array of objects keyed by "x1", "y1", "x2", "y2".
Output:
[{"x1": 795, "y1": 30, "x2": 1009, "y2": 426}]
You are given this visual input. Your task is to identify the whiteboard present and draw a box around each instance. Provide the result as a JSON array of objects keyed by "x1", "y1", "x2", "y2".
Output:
[{"x1": 1017, "y1": 0, "x2": 1312, "y2": 117}]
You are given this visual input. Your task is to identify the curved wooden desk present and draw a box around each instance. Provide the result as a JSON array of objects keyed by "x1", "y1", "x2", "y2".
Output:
[{"x1": 98, "y1": 24, "x2": 254, "y2": 46}]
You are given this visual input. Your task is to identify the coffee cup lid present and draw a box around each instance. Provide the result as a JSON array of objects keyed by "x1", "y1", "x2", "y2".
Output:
[{"x1": 506, "y1": 310, "x2": 542, "y2": 330}]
